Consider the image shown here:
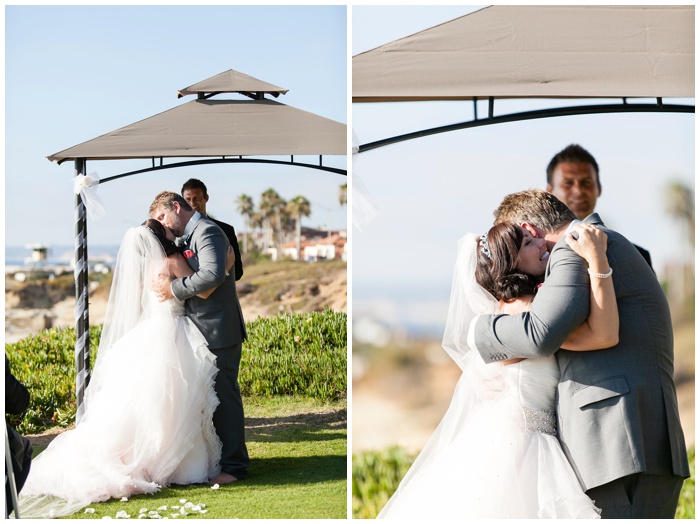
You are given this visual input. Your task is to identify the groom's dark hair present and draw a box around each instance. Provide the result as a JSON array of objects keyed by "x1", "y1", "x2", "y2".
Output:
[{"x1": 494, "y1": 189, "x2": 575, "y2": 233}]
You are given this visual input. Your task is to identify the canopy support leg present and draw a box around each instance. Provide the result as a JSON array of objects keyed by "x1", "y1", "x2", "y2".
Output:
[{"x1": 73, "y1": 158, "x2": 90, "y2": 422}]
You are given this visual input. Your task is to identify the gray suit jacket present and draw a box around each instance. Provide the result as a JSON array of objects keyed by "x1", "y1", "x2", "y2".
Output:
[
  {"x1": 171, "y1": 216, "x2": 246, "y2": 349},
  {"x1": 474, "y1": 214, "x2": 689, "y2": 490}
]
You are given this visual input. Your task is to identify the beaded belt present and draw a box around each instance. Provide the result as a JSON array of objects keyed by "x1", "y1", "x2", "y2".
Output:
[{"x1": 522, "y1": 406, "x2": 557, "y2": 436}]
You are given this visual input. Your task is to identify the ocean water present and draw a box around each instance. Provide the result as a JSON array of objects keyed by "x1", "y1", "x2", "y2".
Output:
[{"x1": 5, "y1": 245, "x2": 119, "y2": 268}]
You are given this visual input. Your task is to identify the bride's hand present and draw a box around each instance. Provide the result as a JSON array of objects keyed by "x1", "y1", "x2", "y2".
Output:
[{"x1": 565, "y1": 224, "x2": 611, "y2": 275}]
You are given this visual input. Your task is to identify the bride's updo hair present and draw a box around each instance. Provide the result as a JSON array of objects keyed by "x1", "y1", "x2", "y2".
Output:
[
  {"x1": 142, "y1": 219, "x2": 180, "y2": 257},
  {"x1": 475, "y1": 222, "x2": 540, "y2": 302}
]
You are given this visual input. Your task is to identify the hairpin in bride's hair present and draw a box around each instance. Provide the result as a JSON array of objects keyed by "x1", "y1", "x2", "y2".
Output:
[{"x1": 479, "y1": 232, "x2": 492, "y2": 260}]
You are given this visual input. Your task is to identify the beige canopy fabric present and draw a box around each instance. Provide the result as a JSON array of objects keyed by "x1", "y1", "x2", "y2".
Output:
[
  {"x1": 48, "y1": 98, "x2": 346, "y2": 164},
  {"x1": 177, "y1": 69, "x2": 288, "y2": 98},
  {"x1": 353, "y1": 5, "x2": 694, "y2": 102}
]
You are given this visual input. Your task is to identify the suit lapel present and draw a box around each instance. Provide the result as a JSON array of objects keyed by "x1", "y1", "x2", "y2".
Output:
[{"x1": 186, "y1": 216, "x2": 205, "y2": 244}]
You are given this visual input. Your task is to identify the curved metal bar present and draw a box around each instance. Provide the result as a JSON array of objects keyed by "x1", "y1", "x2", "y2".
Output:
[
  {"x1": 100, "y1": 157, "x2": 346, "y2": 184},
  {"x1": 71, "y1": 155, "x2": 344, "y2": 416},
  {"x1": 358, "y1": 103, "x2": 695, "y2": 153}
]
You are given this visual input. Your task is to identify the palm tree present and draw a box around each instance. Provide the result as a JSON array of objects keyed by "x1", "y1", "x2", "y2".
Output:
[
  {"x1": 260, "y1": 189, "x2": 285, "y2": 255},
  {"x1": 339, "y1": 183, "x2": 347, "y2": 207},
  {"x1": 664, "y1": 180, "x2": 694, "y2": 248},
  {"x1": 249, "y1": 211, "x2": 263, "y2": 252},
  {"x1": 235, "y1": 194, "x2": 255, "y2": 254},
  {"x1": 663, "y1": 180, "x2": 695, "y2": 309},
  {"x1": 280, "y1": 208, "x2": 296, "y2": 245},
  {"x1": 287, "y1": 196, "x2": 311, "y2": 261}
]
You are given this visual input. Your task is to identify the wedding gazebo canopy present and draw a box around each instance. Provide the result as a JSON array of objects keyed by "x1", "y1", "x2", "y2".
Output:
[
  {"x1": 353, "y1": 5, "x2": 694, "y2": 151},
  {"x1": 177, "y1": 68, "x2": 289, "y2": 99},
  {"x1": 49, "y1": 69, "x2": 345, "y2": 170},
  {"x1": 50, "y1": 68, "x2": 347, "y2": 416},
  {"x1": 48, "y1": 98, "x2": 346, "y2": 165}
]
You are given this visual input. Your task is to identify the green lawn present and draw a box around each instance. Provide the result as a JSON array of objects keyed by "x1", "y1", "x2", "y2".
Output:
[
  {"x1": 8, "y1": 313, "x2": 347, "y2": 519},
  {"x1": 37, "y1": 397, "x2": 347, "y2": 519}
]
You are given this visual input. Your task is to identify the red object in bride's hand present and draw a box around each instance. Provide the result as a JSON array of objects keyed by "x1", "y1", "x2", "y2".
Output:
[{"x1": 183, "y1": 249, "x2": 195, "y2": 259}]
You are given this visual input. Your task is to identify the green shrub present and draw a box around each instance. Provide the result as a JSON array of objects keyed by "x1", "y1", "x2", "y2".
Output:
[
  {"x1": 353, "y1": 446, "x2": 695, "y2": 519},
  {"x1": 241, "y1": 308, "x2": 347, "y2": 401},
  {"x1": 352, "y1": 447, "x2": 416, "y2": 519},
  {"x1": 5, "y1": 309, "x2": 346, "y2": 434},
  {"x1": 5, "y1": 326, "x2": 102, "y2": 434},
  {"x1": 676, "y1": 446, "x2": 695, "y2": 519}
]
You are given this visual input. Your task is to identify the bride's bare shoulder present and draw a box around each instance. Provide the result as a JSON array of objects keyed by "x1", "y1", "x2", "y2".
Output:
[{"x1": 167, "y1": 252, "x2": 192, "y2": 278}]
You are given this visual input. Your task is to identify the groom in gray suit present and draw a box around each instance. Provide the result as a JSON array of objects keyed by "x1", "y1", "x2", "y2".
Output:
[
  {"x1": 150, "y1": 191, "x2": 249, "y2": 484},
  {"x1": 469, "y1": 189, "x2": 688, "y2": 518}
]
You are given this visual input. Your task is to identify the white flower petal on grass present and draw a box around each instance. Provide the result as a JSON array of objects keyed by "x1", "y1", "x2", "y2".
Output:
[
  {"x1": 199, "y1": 510, "x2": 208, "y2": 515},
  {"x1": 120, "y1": 497, "x2": 129, "y2": 502},
  {"x1": 157, "y1": 506, "x2": 168, "y2": 511},
  {"x1": 191, "y1": 505, "x2": 201, "y2": 511},
  {"x1": 171, "y1": 506, "x2": 180, "y2": 510},
  {"x1": 139, "y1": 508, "x2": 148, "y2": 514},
  {"x1": 211, "y1": 483, "x2": 220, "y2": 490},
  {"x1": 115, "y1": 510, "x2": 130, "y2": 519},
  {"x1": 197, "y1": 503, "x2": 206, "y2": 508},
  {"x1": 179, "y1": 499, "x2": 187, "y2": 504},
  {"x1": 85, "y1": 508, "x2": 96, "y2": 514}
]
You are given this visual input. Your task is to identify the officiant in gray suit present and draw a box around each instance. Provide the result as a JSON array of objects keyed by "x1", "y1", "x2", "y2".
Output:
[
  {"x1": 468, "y1": 189, "x2": 688, "y2": 518},
  {"x1": 150, "y1": 191, "x2": 249, "y2": 485}
]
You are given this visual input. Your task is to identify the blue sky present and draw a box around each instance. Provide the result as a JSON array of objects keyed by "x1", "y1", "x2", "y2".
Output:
[
  {"x1": 352, "y1": 6, "x2": 695, "y2": 335},
  {"x1": 5, "y1": 5, "x2": 347, "y2": 248}
]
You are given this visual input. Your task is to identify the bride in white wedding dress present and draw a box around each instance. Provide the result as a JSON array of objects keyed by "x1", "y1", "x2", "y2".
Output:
[
  {"x1": 378, "y1": 223, "x2": 618, "y2": 519},
  {"x1": 19, "y1": 220, "x2": 235, "y2": 518}
]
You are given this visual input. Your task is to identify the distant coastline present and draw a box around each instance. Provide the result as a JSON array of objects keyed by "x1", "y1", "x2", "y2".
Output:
[{"x1": 5, "y1": 245, "x2": 120, "y2": 270}]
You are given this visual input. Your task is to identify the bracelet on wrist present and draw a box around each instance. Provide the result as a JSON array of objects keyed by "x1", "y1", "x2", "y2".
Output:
[{"x1": 588, "y1": 267, "x2": 613, "y2": 279}]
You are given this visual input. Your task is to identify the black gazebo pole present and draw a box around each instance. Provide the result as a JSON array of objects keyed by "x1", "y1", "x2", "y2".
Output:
[{"x1": 73, "y1": 157, "x2": 90, "y2": 421}]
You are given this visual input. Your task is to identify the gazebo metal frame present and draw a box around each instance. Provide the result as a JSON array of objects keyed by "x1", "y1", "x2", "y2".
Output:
[{"x1": 50, "y1": 69, "x2": 347, "y2": 415}]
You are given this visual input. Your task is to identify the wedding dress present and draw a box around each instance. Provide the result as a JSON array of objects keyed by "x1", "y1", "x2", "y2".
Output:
[
  {"x1": 377, "y1": 234, "x2": 600, "y2": 519},
  {"x1": 18, "y1": 227, "x2": 222, "y2": 518}
]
